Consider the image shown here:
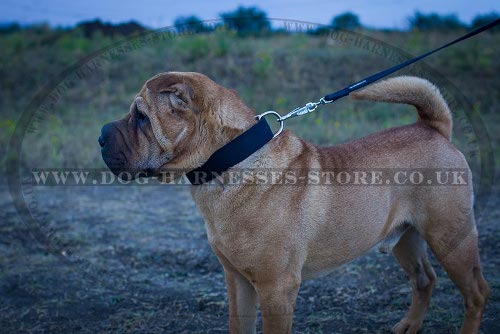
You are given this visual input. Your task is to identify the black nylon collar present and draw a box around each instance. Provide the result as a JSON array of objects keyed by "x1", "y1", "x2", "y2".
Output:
[{"x1": 185, "y1": 118, "x2": 274, "y2": 185}]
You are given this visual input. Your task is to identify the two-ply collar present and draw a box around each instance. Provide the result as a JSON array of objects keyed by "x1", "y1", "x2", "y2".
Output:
[{"x1": 185, "y1": 118, "x2": 273, "y2": 185}]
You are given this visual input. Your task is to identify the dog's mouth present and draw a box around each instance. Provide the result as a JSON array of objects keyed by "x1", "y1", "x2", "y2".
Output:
[
  {"x1": 101, "y1": 145, "x2": 174, "y2": 181},
  {"x1": 101, "y1": 151, "x2": 126, "y2": 172},
  {"x1": 100, "y1": 148, "x2": 138, "y2": 180}
]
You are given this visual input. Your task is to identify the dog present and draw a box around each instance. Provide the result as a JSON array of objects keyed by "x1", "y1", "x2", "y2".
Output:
[{"x1": 99, "y1": 72, "x2": 489, "y2": 334}]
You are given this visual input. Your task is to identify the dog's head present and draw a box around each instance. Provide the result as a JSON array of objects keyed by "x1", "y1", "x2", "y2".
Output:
[{"x1": 99, "y1": 72, "x2": 256, "y2": 181}]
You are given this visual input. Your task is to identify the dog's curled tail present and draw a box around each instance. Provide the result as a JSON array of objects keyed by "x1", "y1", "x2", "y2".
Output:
[{"x1": 351, "y1": 76, "x2": 452, "y2": 140}]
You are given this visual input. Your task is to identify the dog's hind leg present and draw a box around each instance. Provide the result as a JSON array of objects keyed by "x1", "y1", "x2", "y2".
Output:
[
  {"x1": 424, "y1": 212, "x2": 489, "y2": 334},
  {"x1": 391, "y1": 226, "x2": 437, "y2": 334}
]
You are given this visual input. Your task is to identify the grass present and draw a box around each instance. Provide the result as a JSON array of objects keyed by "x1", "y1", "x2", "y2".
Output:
[{"x1": 0, "y1": 27, "x2": 498, "y2": 173}]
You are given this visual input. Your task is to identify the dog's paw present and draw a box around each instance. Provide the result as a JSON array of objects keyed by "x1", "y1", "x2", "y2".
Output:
[{"x1": 391, "y1": 318, "x2": 423, "y2": 334}]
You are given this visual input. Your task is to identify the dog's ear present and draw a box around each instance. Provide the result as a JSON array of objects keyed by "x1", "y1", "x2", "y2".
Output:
[
  {"x1": 146, "y1": 72, "x2": 194, "y2": 102},
  {"x1": 146, "y1": 72, "x2": 178, "y2": 93}
]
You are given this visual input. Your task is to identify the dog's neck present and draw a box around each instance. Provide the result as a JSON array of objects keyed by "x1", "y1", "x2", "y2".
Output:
[
  {"x1": 186, "y1": 117, "x2": 274, "y2": 185},
  {"x1": 214, "y1": 99, "x2": 257, "y2": 146},
  {"x1": 190, "y1": 130, "x2": 306, "y2": 189},
  {"x1": 190, "y1": 91, "x2": 308, "y2": 187}
]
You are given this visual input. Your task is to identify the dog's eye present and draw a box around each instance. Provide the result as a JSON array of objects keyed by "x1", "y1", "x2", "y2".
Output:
[
  {"x1": 137, "y1": 112, "x2": 147, "y2": 121},
  {"x1": 135, "y1": 106, "x2": 147, "y2": 123},
  {"x1": 173, "y1": 91, "x2": 187, "y2": 105}
]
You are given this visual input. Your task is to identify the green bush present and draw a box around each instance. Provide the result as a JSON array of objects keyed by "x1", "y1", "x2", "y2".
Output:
[
  {"x1": 409, "y1": 11, "x2": 466, "y2": 31},
  {"x1": 331, "y1": 12, "x2": 362, "y2": 30},
  {"x1": 220, "y1": 6, "x2": 271, "y2": 37},
  {"x1": 471, "y1": 12, "x2": 499, "y2": 30}
]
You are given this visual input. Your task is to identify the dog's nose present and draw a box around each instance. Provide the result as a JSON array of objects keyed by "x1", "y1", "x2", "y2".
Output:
[
  {"x1": 99, "y1": 123, "x2": 115, "y2": 148},
  {"x1": 98, "y1": 135, "x2": 105, "y2": 147}
]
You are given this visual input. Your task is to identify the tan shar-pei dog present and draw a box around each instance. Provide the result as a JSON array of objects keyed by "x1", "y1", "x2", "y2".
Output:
[{"x1": 99, "y1": 72, "x2": 489, "y2": 334}]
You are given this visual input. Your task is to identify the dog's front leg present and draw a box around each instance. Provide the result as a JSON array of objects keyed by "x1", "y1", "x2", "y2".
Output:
[
  {"x1": 224, "y1": 267, "x2": 258, "y2": 334},
  {"x1": 255, "y1": 276, "x2": 301, "y2": 334}
]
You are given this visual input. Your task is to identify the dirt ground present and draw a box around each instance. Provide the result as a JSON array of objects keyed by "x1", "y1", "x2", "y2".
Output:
[{"x1": 0, "y1": 182, "x2": 498, "y2": 333}]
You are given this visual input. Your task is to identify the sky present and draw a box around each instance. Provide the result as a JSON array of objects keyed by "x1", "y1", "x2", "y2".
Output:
[{"x1": 0, "y1": 0, "x2": 498, "y2": 30}]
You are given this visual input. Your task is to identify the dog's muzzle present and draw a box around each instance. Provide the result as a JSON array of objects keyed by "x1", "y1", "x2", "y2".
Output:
[{"x1": 99, "y1": 122, "x2": 128, "y2": 176}]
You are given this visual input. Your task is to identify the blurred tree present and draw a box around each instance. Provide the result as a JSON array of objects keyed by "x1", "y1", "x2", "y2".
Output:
[
  {"x1": 220, "y1": 6, "x2": 271, "y2": 36},
  {"x1": 76, "y1": 19, "x2": 146, "y2": 38},
  {"x1": 471, "y1": 12, "x2": 499, "y2": 31},
  {"x1": 409, "y1": 11, "x2": 465, "y2": 31},
  {"x1": 331, "y1": 12, "x2": 362, "y2": 30},
  {"x1": 0, "y1": 22, "x2": 21, "y2": 35},
  {"x1": 174, "y1": 16, "x2": 211, "y2": 33}
]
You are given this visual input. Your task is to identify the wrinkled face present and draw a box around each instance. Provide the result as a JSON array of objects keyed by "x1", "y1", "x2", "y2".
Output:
[{"x1": 99, "y1": 71, "x2": 254, "y2": 181}]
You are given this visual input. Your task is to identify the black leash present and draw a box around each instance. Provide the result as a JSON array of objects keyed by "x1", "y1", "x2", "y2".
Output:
[
  {"x1": 279, "y1": 18, "x2": 500, "y2": 121},
  {"x1": 187, "y1": 19, "x2": 499, "y2": 185}
]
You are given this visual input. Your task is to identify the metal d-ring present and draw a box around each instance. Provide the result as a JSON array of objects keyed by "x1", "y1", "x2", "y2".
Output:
[{"x1": 255, "y1": 110, "x2": 284, "y2": 138}]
